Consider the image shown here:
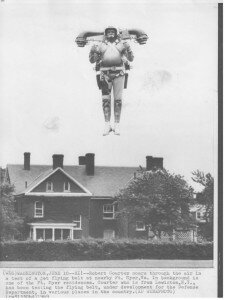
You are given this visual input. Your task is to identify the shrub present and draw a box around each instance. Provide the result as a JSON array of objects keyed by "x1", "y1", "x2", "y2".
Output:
[{"x1": 0, "y1": 239, "x2": 213, "y2": 261}]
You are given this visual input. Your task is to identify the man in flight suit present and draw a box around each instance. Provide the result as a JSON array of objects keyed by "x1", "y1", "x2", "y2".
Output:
[{"x1": 89, "y1": 26, "x2": 134, "y2": 135}]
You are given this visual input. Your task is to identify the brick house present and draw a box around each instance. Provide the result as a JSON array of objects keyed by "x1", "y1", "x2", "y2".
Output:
[
  {"x1": 3, "y1": 153, "x2": 201, "y2": 242},
  {"x1": 4, "y1": 153, "x2": 140, "y2": 241}
]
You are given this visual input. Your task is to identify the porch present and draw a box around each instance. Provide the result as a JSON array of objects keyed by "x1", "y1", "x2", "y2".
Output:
[{"x1": 28, "y1": 222, "x2": 82, "y2": 241}]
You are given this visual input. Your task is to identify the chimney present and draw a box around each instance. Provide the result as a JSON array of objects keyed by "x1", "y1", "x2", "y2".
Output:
[
  {"x1": 78, "y1": 156, "x2": 86, "y2": 165},
  {"x1": 52, "y1": 154, "x2": 64, "y2": 169},
  {"x1": 146, "y1": 156, "x2": 163, "y2": 171},
  {"x1": 24, "y1": 152, "x2": 31, "y2": 170},
  {"x1": 85, "y1": 153, "x2": 95, "y2": 176}
]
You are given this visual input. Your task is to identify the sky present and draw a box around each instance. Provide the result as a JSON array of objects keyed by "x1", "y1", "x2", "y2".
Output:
[{"x1": 0, "y1": 0, "x2": 218, "y2": 190}]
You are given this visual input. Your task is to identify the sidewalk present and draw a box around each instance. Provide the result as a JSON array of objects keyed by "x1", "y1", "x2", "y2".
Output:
[{"x1": 0, "y1": 260, "x2": 213, "y2": 268}]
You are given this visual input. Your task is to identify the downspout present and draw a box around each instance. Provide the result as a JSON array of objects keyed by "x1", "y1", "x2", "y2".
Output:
[{"x1": 88, "y1": 197, "x2": 91, "y2": 237}]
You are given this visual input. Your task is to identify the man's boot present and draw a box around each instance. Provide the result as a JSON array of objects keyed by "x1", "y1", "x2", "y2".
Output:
[
  {"x1": 103, "y1": 122, "x2": 112, "y2": 136},
  {"x1": 114, "y1": 98, "x2": 122, "y2": 135},
  {"x1": 114, "y1": 122, "x2": 120, "y2": 135}
]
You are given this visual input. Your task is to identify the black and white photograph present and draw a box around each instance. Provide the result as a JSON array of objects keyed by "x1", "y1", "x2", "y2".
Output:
[{"x1": 0, "y1": 0, "x2": 222, "y2": 297}]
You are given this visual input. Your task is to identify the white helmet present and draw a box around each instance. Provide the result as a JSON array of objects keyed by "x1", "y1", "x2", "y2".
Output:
[{"x1": 104, "y1": 26, "x2": 118, "y2": 36}]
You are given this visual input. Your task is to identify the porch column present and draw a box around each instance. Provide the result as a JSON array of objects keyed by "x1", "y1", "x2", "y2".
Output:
[
  {"x1": 33, "y1": 227, "x2": 37, "y2": 241},
  {"x1": 52, "y1": 228, "x2": 55, "y2": 241},
  {"x1": 172, "y1": 229, "x2": 176, "y2": 241},
  {"x1": 193, "y1": 228, "x2": 197, "y2": 242},
  {"x1": 70, "y1": 229, "x2": 73, "y2": 240}
]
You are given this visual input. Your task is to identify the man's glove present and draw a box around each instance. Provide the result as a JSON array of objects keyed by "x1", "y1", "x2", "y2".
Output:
[
  {"x1": 123, "y1": 42, "x2": 132, "y2": 53},
  {"x1": 92, "y1": 44, "x2": 100, "y2": 54},
  {"x1": 121, "y1": 55, "x2": 129, "y2": 64},
  {"x1": 89, "y1": 44, "x2": 102, "y2": 63},
  {"x1": 122, "y1": 42, "x2": 134, "y2": 62}
]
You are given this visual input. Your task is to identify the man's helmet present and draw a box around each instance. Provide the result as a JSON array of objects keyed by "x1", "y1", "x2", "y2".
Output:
[{"x1": 104, "y1": 26, "x2": 118, "y2": 37}]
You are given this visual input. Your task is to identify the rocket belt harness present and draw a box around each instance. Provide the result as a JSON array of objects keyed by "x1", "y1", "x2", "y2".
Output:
[
  {"x1": 96, "y1": 65, "x2": 129, "y2": 90},
  {"x1": 100, "y1": 66, "x2": 124, "y2": 71}
]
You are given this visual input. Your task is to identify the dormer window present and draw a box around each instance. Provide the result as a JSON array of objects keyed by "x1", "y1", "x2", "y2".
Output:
[
  {"x1": 46, "y1": 181, "x2": 53, "y2": 192},
  {"x1": 34, "y1": 201, "x2": 44, "y2": 218},
  {"x1": 64, "y1": 181, "x2": 70, "y2": 192}
]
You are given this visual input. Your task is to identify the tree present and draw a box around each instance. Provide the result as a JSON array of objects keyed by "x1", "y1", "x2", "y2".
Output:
[
  {"x1": 0, "y1": 182, "x2": 23, "y2": 241},
  {"x1": 192, "y1": 170, "x2": 214, "y2": 241},
  {"x1": 116, "y1": 169, "x2": 194, "y2": 239}
]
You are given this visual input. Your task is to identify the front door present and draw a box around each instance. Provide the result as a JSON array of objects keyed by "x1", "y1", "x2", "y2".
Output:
[{"x1": 103, "y1": 229, "x2": 115, "y2": 239}]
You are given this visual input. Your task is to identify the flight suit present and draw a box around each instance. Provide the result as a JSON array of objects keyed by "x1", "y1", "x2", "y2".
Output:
[{"x1": 89, "y1": 38, "x2": 134, "y2": 124}]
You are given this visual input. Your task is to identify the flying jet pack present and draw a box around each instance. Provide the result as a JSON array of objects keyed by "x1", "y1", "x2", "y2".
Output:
[
  {"x1": 75, "y1": 28, "x2": 148, "y2": 135},
  {"x1": 75, "y1": 28, "x2": 148, "y2": 91},
  {"x1": 75, "y1": 28, "x2": 148, "y2": 47}
]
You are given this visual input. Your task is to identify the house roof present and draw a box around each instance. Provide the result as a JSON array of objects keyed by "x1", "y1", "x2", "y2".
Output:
[
  {"x1": 7, "y1": 164, "x2": 138, "y2": 197},
  {"x1": 23, "y1": 168, "x2": 54, "y2": 193},
  {"x1": 0, "y1": 167, "x2": 6, "y2": 183}
]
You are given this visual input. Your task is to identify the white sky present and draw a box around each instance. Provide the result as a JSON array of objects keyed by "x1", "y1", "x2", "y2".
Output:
[{"x1": 0, "y1": 1, "x2": 218, "y2": 190}]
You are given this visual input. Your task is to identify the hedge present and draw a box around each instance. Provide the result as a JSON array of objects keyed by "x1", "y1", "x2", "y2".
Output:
[{"x1": 0, "y1": 239, "x2": 213, "y2": 261}]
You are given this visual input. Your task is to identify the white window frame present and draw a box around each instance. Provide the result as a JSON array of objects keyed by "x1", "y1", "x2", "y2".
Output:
[
  {"x1": 135, "y1": 221, "x2": 146, "y2": 231},
  {"x1": 72, "y1": 215, "x2": 81, "y2": 229},
  {"x1": 103, "y1": 204, "x2": 115, "y2": 219},
  {"x1": 46, "y1": 181, "x2": 53, "y2": 192},
  {"x1": 34, "y1": 201, "x2": 44, "y2": 218},
  {"x1": 64, "y1": 181, "x2": 71, "y2": 192}
]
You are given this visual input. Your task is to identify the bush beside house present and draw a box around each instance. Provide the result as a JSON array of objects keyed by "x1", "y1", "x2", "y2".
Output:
[
  {"x1": 0, "y1": 182, "x2": 24, "y2": 241},
  {"x1": 0, "y1": 239, "x2": 213, "y2": 261}
]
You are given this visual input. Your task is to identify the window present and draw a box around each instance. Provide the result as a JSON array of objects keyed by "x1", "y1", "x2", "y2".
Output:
[
  {"x1": 103, "y1": 204, "x2": 114, "y2": 219},
  {"x1": 64, "y1": 181, "x2": 71, "y2": 192},
  {"x1": 36, "y1": 228, "x2": 53, "y2": 241},
  {"x1": 34, "y1": 201, "x2": 44, "y2": 218},
  {"x1": 45, "y1": 229, "x2": 53, "y2": 240},
  {"x1": 36, "y1": 229, "x2": 44, "y2": 241},
  {"x1": 55, "y1": 229, "x2": 61, "y2": 240},
  {"x1": 72, "y1": 215, "x2": 81, "y2": 229},
  {"x1": 46, "y1": 181, "x2": 53, "y2": 192},
  {"x1": 55, "y1": 229, "x2": 71, "y2": 240},
  {"x1": 136, "y1": 221, "x2": 145, "y2": 231},
  {"x1": 197, "y1": 212, "x2": 203, "y2": 219}
]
